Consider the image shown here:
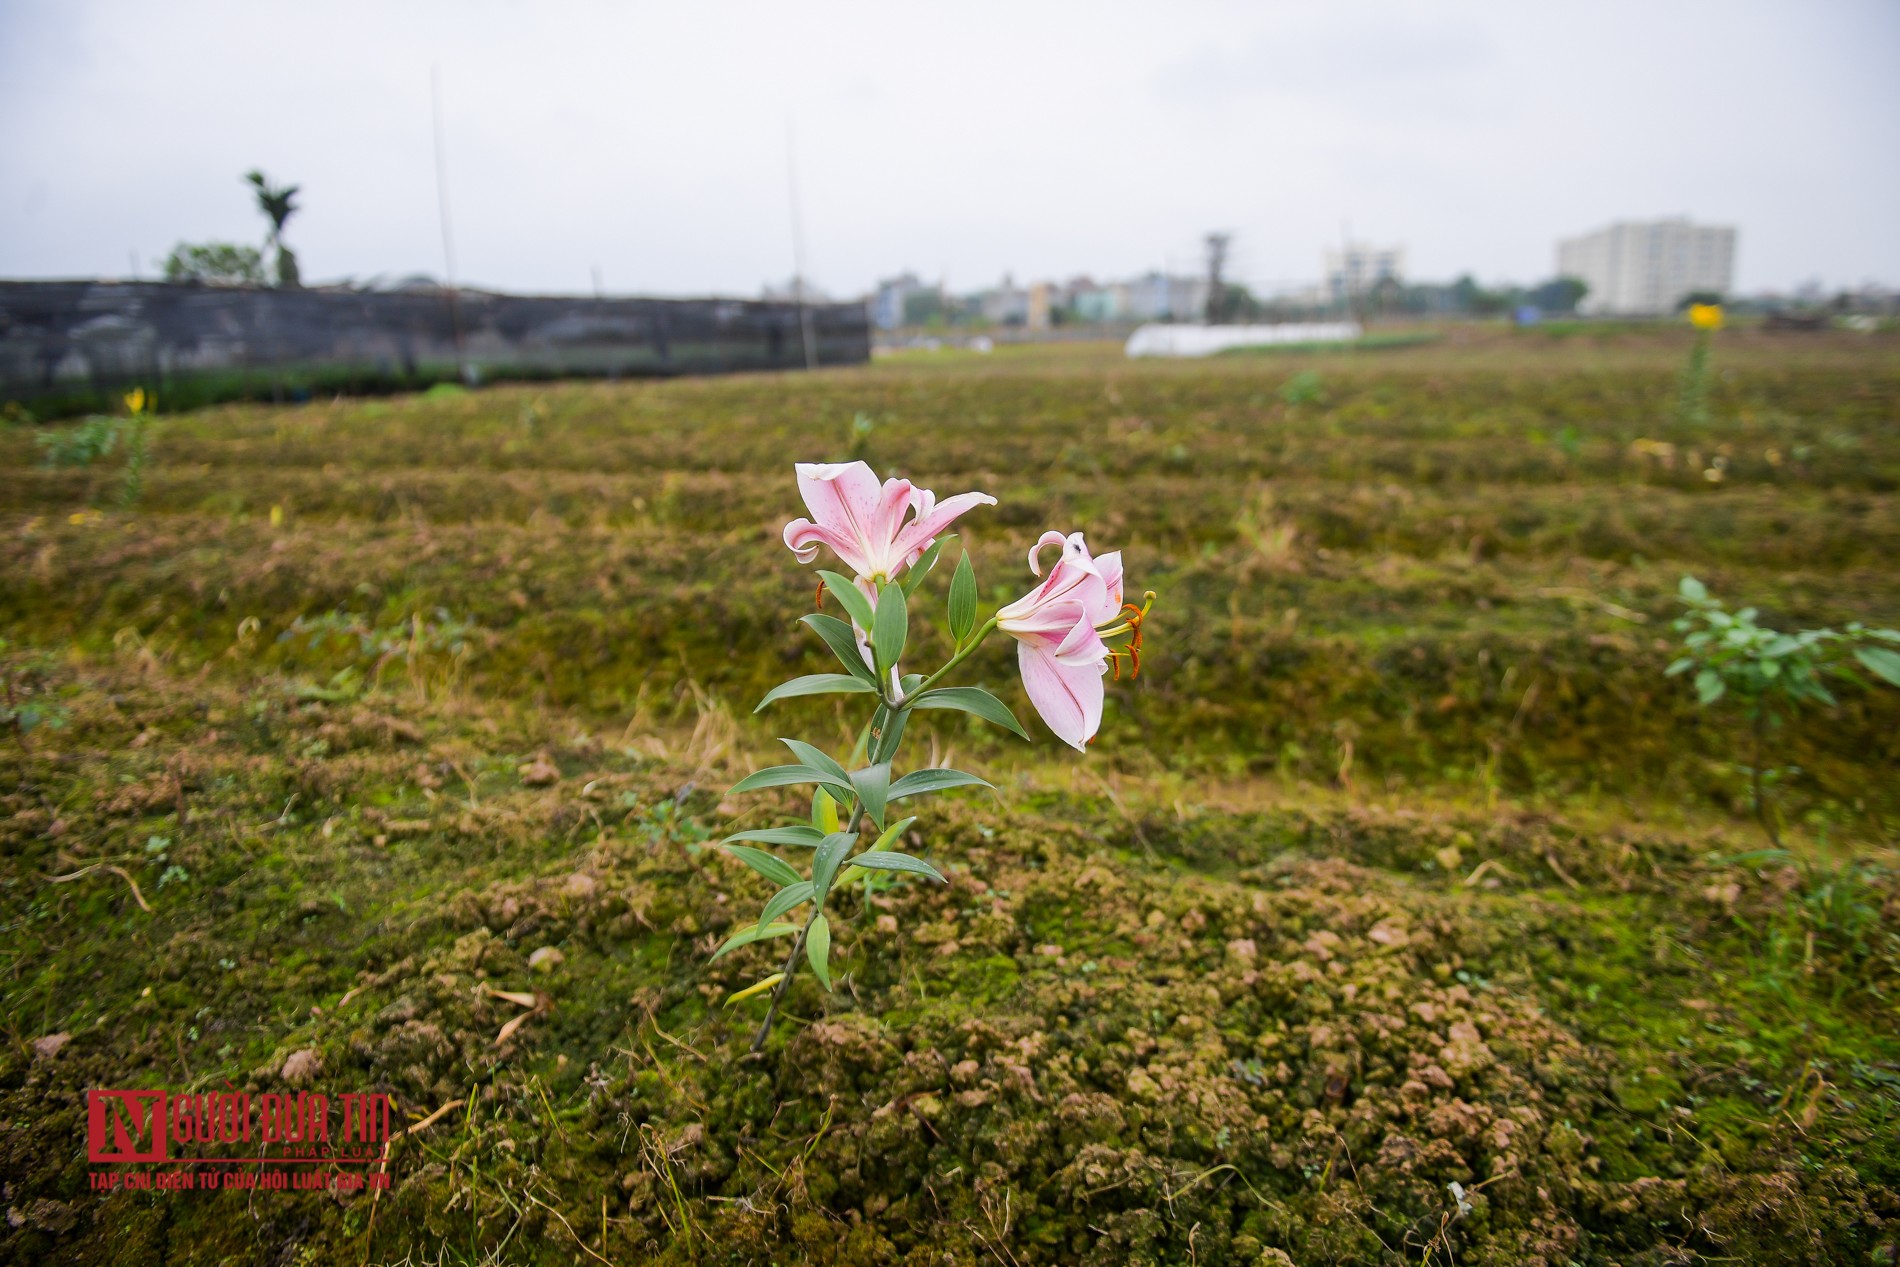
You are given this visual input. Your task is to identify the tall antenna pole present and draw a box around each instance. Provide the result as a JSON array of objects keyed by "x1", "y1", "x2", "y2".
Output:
[
  {"x1": 786, "y1": 115, "x2": 818, "y2": 370},
  {"x1": 431, "y1": 64, "x2": 467, "y2": 379}
]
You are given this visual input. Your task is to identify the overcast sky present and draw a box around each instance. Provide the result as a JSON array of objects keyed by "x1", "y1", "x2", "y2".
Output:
[{"x1": 2, "y1": 1, "x2": 1895, "y2": 298}]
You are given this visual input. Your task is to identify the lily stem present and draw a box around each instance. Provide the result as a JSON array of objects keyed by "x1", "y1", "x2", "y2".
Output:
[
  {"x1": 753, "y1": 612, "x2": 1001, "y2": 1053},
  {"x1": 750, "y1": 804, "x2": 867, "y2": 1054},
  {"x1": 906, "y1": 616, "x2": 1000, "y2": 702}
]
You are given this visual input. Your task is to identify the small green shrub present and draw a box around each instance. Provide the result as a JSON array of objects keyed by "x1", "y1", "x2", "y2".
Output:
[
  {"x1": 37, "y1": 414, "x2": 122, "y2": 468},
  {"x1": 36, "y1": 388, "x2": 155, "y2": 508},
  {"x1": 0, "y1": 639, "x2": 69, "y2": 740},
  {"x1": 1668, "y1": 575, "x2": 1900, "y2": 842},
  {"x1": 1279, "y1": 370, "x2": 1324, "y2": 407}
]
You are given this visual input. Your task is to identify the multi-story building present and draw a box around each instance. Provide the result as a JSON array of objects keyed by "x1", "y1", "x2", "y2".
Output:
[
  {"x1": 1115, "y1": 273, "x2": 1210, "y2": 323},
  {"x1": 1027, "y1": 281, "x2": 1054, "y2": 331},
  {"x1": 870, "y1": 273, "x2": 927, "y2": 330},
  {"x1": 1068, "y1": 283, "x2": 1121, "y2": 323},
  {"x1": 1556, "y1": 218, "x2": 1737, "y2": 315},
  {"x1": 1323, "y1": 244, "x2": 1404, "y2": 305},
  {"x1": 978, "y1": 275, "x2": 1031, "y2": 326}
]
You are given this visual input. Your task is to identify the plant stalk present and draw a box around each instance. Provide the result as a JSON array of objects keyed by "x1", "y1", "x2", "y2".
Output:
[
  {"x1": 750, "y1": 611, "x2": 1003, "y2": 1054},
  {"x1": 750, "y1": 805, "x2": 867, "y2": 1054},
  {"x1": 907, "y1": 616, "x2": 1000, "y2": 701}
]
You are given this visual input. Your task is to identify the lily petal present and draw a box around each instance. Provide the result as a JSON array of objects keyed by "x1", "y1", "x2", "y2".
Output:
[
  {"x1": 784, "y1": 518, "x2": 867, "y2": 572},
  {"x1": 1000, "y1": 532, "x2": 1107, "y2": 629},
  {"x1": 1017, "y1": 639, "x2": 1105, "y2": 750},
  {"x1": 1095, "y1": 550, "x2": 1125, "y2": 615},
  {"x1": 893, "y1": 490, "x2": 998, "y2": 567},
  {"x1": 1052, "y1": 615, "x2": 1111, "y2": 666},
  {"x1": 1026, "y1": 530, "x2": 1071, "y2": 577},
  {"x1": 793, "y1": 462, "x2": 887, "y2": 571},
  {"x1": 871, "y1": 475, "x2": 917, "y2": 556}
]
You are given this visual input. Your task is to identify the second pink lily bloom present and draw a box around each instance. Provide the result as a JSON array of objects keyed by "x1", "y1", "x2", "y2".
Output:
[{"x1": 997, "y1": 530, "x2": 1125, "y2": 750}]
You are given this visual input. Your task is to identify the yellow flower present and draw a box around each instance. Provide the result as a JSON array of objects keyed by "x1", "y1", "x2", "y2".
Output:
[
  {"x1": 1688, "y1": 304, "x2": 1724, "y2": 332},
  {"x1": 124, "y1": 387, "x2": 146, "y2": 415}
]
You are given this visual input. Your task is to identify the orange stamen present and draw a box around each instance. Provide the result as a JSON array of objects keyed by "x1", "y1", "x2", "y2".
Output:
[{"x1": 1100, "y1": 591, "x2": 1155, "y2": 682}]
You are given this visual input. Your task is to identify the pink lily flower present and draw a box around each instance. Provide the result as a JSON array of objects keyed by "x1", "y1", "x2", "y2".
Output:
[
  {"x1": 782, "y1": 461, "x2": 996, "y2": 585},
  {"x1": 996, "y1": 531, "x2": 1127, "y2": 750}
]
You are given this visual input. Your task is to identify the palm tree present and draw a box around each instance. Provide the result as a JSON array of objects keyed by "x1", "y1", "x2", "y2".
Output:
[{"x1": 244, "y1": 170, "x2": 301, "y2": 288}]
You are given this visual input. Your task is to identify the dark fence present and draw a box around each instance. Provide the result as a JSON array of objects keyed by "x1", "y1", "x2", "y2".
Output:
[{"x1": 0, "y1": 280, "x2": 869, "y2": 414}]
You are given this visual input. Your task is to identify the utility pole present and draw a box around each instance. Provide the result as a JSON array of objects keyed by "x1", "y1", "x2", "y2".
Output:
[
  {"x1": 786, "y1": 115, "x2": 818, "y2": 370},
  {"x1": 431, "y1": 64, "x2": 468, "y2": 381},
  {"x1": 1203, "y1": 232, "x2": 1230, "y2": 324}
]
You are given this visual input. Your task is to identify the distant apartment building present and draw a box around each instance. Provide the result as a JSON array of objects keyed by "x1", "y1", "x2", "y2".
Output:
[
  {"x1": 1324, "y1": 244, "x2": 1404, "y2": 304},
  {"x1": 879, "y1": 269, "x2": 1215, "y2": 328},
  {"x1": 1557, "y1": 218, "x2": 1736, "y2": 315},
  {"x1": 978, "y1": 275, "x2": 1031, "y2": 326},
  {"x1": 1067, "y1": 278, "x2": 1120, "y2": 323},
  {"x1": 1027, "y1": 281, "x2": 1054, "y2": 330},
  {"x1": 870, "y1": 273, "x2": 928, "y2": 330},
  {"x1": 1115, "y1": 273, "x2": 1209, "y2": 322}
]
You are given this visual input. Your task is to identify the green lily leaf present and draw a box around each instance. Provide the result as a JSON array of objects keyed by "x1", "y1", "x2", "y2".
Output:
[
  {"x1": 901, "y1": 535, "x2": 952, "y2": 597},
  {"x1": 948, "y1": 551, "x2": 977, "y2": 644},
  {"x1": 913, "y1": 686, "x2": 1028, "y2": 740},
  {"x1": 723, "y1": 825, "x2": 826, "y2": 849},
  {"x1": 806, "y1": 913, "x2": 833, "y2": 991},
  {"x1": 755, "y1": 674, "x2": 877, "y2": 711},
  {"x1": 812, "y1": 787, "x2": 841, "y2": 833},
  {"x1": 818, "y1": 571, "x2": 876, "y2": 631},
  {"x1": 811, "y1": 830, "x2": 858, "y2": 897},
  {"x1": 869, "y1": 703, "x2": 910, "y2": 765},
  {"x1": 710, "y1": 922, "x2": 800, "y2": 962},
  {"x1": 849, "y1": 851, "x2": 946, "y2": 883},
  {"x1": 888, "y1": 768, "x2": 993, "y2": 801},
  {"x1": 799, "y1": 613, "x2": 877, "y2": 685},
  {"x1": 728, "y1": 764, "x2": 855, "y2": 799},
  {"x1": 758, "y1": 881, "x2": 817, "y2": 927},
  {"x1": 852, "y1": 762, "x2": 891, "y2": 830},
  {"x1": 781, "y1": 739, "x2": 855, "y2": 789},
  {"x1": 722, "y1": 845, "x2": 803, "y2": 888},
  {"x1": 872, "y1": 583, "x2": 908, "y2": 679}
]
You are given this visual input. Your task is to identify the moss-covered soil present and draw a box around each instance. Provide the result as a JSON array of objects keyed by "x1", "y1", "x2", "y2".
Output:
[{"x1": 2, "y1": 329, "x2": 1898, "y2": 1264}]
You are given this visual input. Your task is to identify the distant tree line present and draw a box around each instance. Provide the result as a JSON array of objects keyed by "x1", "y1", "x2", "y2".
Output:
[{"x1": 1357, "y1": 275, "x2": 1587, "y2": 319}]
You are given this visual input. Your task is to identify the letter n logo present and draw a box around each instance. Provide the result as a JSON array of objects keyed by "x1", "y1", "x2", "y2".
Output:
[{"x1": 88, "y1": 1090, "x2": 168, "y2": 1162}]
